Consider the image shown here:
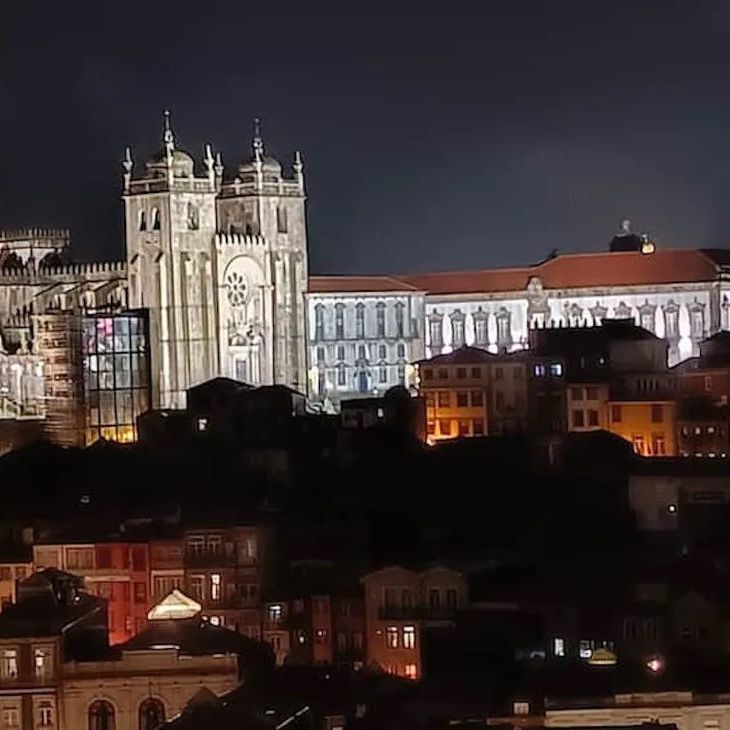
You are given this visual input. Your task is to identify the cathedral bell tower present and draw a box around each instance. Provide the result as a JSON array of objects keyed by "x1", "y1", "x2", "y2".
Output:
[
  {"x1": 122, "y1": 112, "x2": 220, "y2": 408},
  {"x1": 215, "y1": 121, "x2": 308, "y2": 392}
]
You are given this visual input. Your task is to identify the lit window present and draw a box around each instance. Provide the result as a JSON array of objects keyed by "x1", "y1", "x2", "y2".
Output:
[
  {"x1": 386, "y1": 626, "x2": 399, "y2": 648},
  {"x1": 2, "y1": 709, "x2": 19, "y2": 728},
  {"x1": 632, "y1": 435, "x2": 645, "y2": 455},
  {"x1": 315, "y1": 629, "x2": 327, "y2": 644},
  {"x1": 268, "y1": 604, "x2": 282, "y2": 623},
  {"x1": 403, "y1": 626, "x2": 416, "y2": 649},
  {"x1": 513, "y1": 702, "x2": 530, "y2": 716},
  {"x1": 1, "y1": 648, "x2": 18, "y2": 679},
  {"x1": 38, "y1": 702, "x2": 54, "y2": 727},
  {"x1": 534, "y1": 364, "x2": 546, "y2": 377},
  {"x1": 197, "y1": 417, "x2": 208, "y2": 432},
  {"x1": 579, "y1": 640, "x2": 593, "y2": 659},
  {"x1": 438, "y1": 420, "x2": 451, "y2": 436},
  {"x1": 708, "y1": 425, "x2": 716, "y2": 434},
  {"x1": 404, "y1": 663, "x2": 418, "y2": 680},
  {"x1": 210, "y1": 574, "x2": 221, "y2": 601},
  {"x1": 549, "y1": 362, "x2": 563, "y2": 377},
  {"x1": 34, "y1": 647, "x2": 52, "y2": 679},
  {"x1": 553, "y1": 638, "x2": 565, "y2": 657}
]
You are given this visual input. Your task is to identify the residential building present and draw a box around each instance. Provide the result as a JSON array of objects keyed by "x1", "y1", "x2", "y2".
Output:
[
  {"x1": 32, "y1": 541, "x2": 152, "y2": 645},
  {"x1": 0, "y1": 554, "x2": 31, "y2": 610},
  {"x1": 361, "y1": 565, "x2": 468, "y2": 680},
  {"x1": 0, "y1": 569, "x2": 107, "y2": 730},
  {"x1": 416, "y1": 347, "x2": 493, "y2": 443},
  {"x1": 183, "y1": 526, "x2": 271, "y2": 639}
]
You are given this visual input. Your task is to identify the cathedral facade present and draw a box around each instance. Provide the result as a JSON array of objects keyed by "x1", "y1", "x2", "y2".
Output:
[
  {"x1": 2, "y1": 118, "x2": 730, "y2": 445},
  {"x1": 123, "y1": 114, "x2": 308, "y2": 409}
]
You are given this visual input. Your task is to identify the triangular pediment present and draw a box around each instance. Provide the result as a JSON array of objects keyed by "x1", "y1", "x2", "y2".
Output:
[{"x1": 147, "y1": 589, "x2": 201, "y2": 621}]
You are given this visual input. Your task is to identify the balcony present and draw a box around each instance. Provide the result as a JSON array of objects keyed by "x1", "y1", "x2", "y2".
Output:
[
  {"x1": 183, "y1": 551, "x2": 237, "y2": 568},
  {"x1": 378, "y1": 605, "x2": 458, "y2": 621}
]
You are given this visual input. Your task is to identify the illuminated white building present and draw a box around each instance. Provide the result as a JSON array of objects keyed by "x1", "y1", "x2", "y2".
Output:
[{"x1": 309, "y1": 243, "x2": 730, "y2": 404}]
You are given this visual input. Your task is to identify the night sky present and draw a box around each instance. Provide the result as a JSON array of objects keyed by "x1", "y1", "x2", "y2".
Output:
[{"x1": 2, "y1": 1, "x2": 730, "y2": 274}]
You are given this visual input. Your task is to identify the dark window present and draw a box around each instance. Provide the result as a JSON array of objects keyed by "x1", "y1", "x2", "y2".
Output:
[
  {"x1": 139, "y1": 699, "x2": 165, "y2": 730},
  {"x1": 495, "y1": 367, "x2": 504, "y2": 381},
  {"x1": 572, "y1": 410, "x2": 585, "y2": 428},
  {"x1": 446, "y1": 588, "x2": 458, "y2": 609},
  {"x1": 651, "y1": 404, "x2": 663, "y2": 423},
  {"x1": 471, "y1": 391, "x2": 484, "y2": 407},
  {"x1": 437, "y1": 392, "x2": 450, "y2": 407},
  {"x1": 456, "y1": 392, "x2": 468, "y2": 407},
  {"x1": 456, "y1": 367, "x2": 466, "y2": 379},
  {"x1": 276, "y1": 206, "x2": 288, "y2": 233},
  {"x1": 458, "y1": 419, "x2": 470, "y2": 436},
  {"x1": 89, "y1": 701, "x2": 115, "y2": 730},
  {"x1": 438, "y1": 368, "x2": 448, "y2": 380},
  {"x1": 423, "y1": 368, "x2": 433, "y2": 380},
  {"x1": 571, "y1": 387, "x2": 583, "y2": 401},
  {"x1": 473, "y1": 419, "x2": 485, "y2": 436},
  {"x1": 587, "y1": 409, "x2": 599, "y2": 427},
  {"x1": 611, "y1": 405, "x2": 622, "y2": 423},
  {"x1": 471, "y1": 367, "x2": 482, "y2": 378}
]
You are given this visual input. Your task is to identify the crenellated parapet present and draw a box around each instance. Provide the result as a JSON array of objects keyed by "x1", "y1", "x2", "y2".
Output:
[
  {"x1": 0, "y1": 228, "x2": 70, "y2": 244},
  {"x1": 0, "y1": 260, "x2": 127, "y2": 283},
  {"x1": 214, "y1": 232, "x2": 268, "y2": 249}
]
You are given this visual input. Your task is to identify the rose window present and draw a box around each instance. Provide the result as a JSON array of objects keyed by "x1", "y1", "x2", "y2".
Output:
[{"x1": 226, "y1": 271, "x2": 248, "y2": 307}]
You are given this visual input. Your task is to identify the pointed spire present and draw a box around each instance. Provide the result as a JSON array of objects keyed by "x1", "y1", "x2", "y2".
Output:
[
  {"x1": 252, "y1": 118, "x2": 264, "y2": 161},
  {"x1": 122, "y1": 147, "x2": 133, "y2": 174},
  {"x1": 122, "y1": 147, "x2": 133, "y2": 193},
  {"x1": 163, "y1": 110, "x2": 175, "y2": 154}
]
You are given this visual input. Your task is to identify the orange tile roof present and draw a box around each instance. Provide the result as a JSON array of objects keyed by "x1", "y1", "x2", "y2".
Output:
[
  {"x1": 309, "y1": 249, "x2": 727, "y2": 295},
  {"x1": 307, "y1": 275, "x2": 420, "y2": 293}
]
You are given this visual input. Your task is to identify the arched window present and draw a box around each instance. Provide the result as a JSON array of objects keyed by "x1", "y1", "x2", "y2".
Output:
[
  {"x1": 139, "y1": 698, "x2": 165, "y2": 730},
  {"x1": 151, "y1": 208, "x2": 161, "y2": 231},
  {"x1": 88, "y1": 700, "x2": 115, "y2": 730},
  {"x1": 138, "y1": 210, "x2": 147, "y2": 232}
]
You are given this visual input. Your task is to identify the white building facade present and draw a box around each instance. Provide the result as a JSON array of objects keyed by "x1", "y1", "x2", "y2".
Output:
[{"x1": 308, "y1": 247, "x2": 730, "y2": 405}]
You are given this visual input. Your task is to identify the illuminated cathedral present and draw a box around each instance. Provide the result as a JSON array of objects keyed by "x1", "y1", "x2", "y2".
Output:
[{"x1": 2, "y1": 116, "x2": 730, "y2": 446}]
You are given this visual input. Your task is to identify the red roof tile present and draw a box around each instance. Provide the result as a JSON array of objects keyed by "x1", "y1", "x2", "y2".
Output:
[
  {"x1": 307, "y1": 275, "x2": 420, "y2": 293},
  {"x1": 309, "y1": 249, "x2": 727, "y2": 296}
]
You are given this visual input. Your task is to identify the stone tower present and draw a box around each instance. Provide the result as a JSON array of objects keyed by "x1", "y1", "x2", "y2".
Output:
[
  {"x1": 215, "y1": 122, "x2": 308, "y2": 391},
  {"x1": 123, "y1": 113, "x2": 220, "y2": 408}
]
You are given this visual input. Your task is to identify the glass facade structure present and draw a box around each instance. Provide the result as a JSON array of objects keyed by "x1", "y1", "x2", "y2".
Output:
[{"x1": 82, "y1": 310, "x2": 150, "y2": 445}]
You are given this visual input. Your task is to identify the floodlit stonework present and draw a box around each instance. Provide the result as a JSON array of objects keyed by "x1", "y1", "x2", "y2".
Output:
[{"x1": 3, "y1": 121, "x2": 730, "y2": 437}]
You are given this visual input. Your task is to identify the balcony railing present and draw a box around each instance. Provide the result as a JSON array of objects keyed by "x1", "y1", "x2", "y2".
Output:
[{"x1": 378, "y1": 605, "x2": 458, "y2": 621}]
